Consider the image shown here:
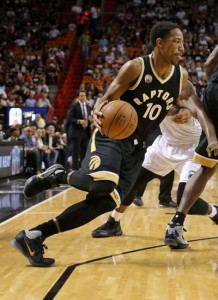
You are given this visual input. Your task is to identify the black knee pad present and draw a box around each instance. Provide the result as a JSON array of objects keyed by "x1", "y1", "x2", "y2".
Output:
[
  {"x1": 70, "y1": 170, "x2": 116, "y2": 196},
  {"x1": 89, "y1": 180, "x2": 116, "y2": 195}
]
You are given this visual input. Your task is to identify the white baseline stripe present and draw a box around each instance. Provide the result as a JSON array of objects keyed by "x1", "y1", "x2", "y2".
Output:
[{"x1": 0, "y1": 187, "x2": 72, "y2": 227}]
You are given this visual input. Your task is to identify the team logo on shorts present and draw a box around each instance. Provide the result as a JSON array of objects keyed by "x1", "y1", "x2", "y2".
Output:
[
  {"x1": 188, "y1": 170, "x2": 195, "y2": 179},
  {"x1": 89, "y1": 155, "x2": 101, "y2": 170},
  {"x1": 144, "y1": 74, "x2": 152, "y2": 83}
]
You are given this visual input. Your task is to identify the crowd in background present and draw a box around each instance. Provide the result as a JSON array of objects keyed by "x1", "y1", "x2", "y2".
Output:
[
  {"x1": 0, "y1": 0, "x2": 77, "y2": 109},
  {"x1": 80, "y1": 0, "x2": 217, "y2": 104},
  {"x1": 0, "y1": 0, "x2": 217, "y2": 174}
]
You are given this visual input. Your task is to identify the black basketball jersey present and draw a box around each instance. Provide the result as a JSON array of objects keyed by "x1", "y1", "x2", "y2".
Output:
[
  {"x1": 121, "y1": 55, "x2": 182, "y2": 139},
  {"x1": 211, "y1": 64, "x2": 218, "y2": 83},
  {"x1": 202, "y1": 63, "x2": 218, "y2": 130}
]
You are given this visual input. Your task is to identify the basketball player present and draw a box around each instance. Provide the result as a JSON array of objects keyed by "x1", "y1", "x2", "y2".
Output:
[
  {"x1": 11, "y1": 22, "x2": 218, "y2": 267},
  {"x1": 91, "y1": 83, "x2": 218, "y2": 238},
  {"x1": 164, "y1": 45, "x2": 218, "y2": 249}
]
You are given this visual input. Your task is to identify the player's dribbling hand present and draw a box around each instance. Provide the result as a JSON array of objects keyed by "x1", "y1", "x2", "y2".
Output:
[
  {"x1": 207, "y1": 141, "x2": 218, "y2": 157},
  {"x1": 93, "y1": 100, "x2": 108, "y2": 133}
]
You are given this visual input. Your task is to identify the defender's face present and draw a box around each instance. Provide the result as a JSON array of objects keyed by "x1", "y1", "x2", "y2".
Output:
[{"x1": 160, "y1": 28, "x2": 185, "y2": 65}]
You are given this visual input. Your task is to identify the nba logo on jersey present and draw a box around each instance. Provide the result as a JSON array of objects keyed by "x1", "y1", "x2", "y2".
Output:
[{"x1": 144, "y1": 74, "x2": 152, "y2": 83}]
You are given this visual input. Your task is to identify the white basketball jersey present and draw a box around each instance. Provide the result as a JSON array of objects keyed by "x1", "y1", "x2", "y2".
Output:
[{"x1": 160, "y1": 115, "x2": 202, "y2": 145}]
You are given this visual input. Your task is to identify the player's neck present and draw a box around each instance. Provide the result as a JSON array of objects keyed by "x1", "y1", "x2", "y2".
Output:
[{"x1": 151, "y1": 52, "x2": 172, "y2": 79}]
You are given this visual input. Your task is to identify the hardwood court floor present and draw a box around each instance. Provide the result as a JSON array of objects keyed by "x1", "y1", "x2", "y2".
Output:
[{"x1": 1, "y1": 172, "x2": 218, "y2": 300}]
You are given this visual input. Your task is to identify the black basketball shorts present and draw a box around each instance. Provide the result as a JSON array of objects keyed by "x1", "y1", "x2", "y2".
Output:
[{"x1": 81, "y1": 129, "x2": 145, "y2": 204}]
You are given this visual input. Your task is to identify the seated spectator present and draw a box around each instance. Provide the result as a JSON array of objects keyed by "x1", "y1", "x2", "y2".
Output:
[
  {"x1": 48, "y1": 25, "x2": 61, "y2": 39},
  {"x1": 98, "y1": 35, "x2": 109, "y2": 52},
  {"x1": 54, "y1": 131, "x2": 67, "y2": 167},
  {"x1": 46, "y1": 116, "x2": 61, "y2": 132},
  {"x1": 44, "y1": 125, "x2": 59, "y2": 166},
  {"x1": 19, "y1": 126, "x2": 41, "y2": 174},
  {"x1": 92, "y1": 68, "x2": 102, "y2": 80},
  {"x1": 25, "y1": 90, "x2": 37, "y2": 107},
  {"x1": 105, "y1": 50, "x2": 115, "y2": 64},
  {"x1": 7, "y1": 126, "x2": 21, "y2": 142},
  {"x1": 7, "y1": 94, "x2": 16, "y2": 106},
  {"x1": 102, "y1": 63, "x2": 112, "y2": 76},
  {"x1": 0, "y1": 93, "x2": 9, "y2": 107},
  {"x1": 37, "y1": 92, "x2": 51, "y2": 108},
  {"x1": 35, "y1": 127, "x2": 50, "y2": 169},
  {"x1": 0, "y1": 124, "x2": 6, "y2": 141},
  {"x1": 46, "y1": 62, "x2": 60, "y2": 84}
]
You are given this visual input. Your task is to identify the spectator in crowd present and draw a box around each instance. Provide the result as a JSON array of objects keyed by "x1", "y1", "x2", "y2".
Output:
[
  {"x1": 31, "y1": 114, "x2": 46, "y2": 129},
  {"x1": 0, "y1": 92, "x2": 9, "y2": 107},
  {"x1": 98, "y1": 35, "x2": 110, "y2": 53},
  {"x1": 46, "y1": 116, "x2": 61, "y2": 132},
  {"x1": 44, "y1": 125, "x2": 59, "y2": 167},
  {"x1": 65, "y1": 91, "x2": 92, "y2": 170},
  {"x1": 7, "y1": 126, "x2": 21, "y2": 142},
  {"x1": 25, "y1": 91, "x2": 37, "y2": 107},
  {"x1": 54, "y1": 131, "x2": 67, "y2": 167},
  {"x1": 35, "y1": 127, "x2": 50, "y2": 170},
  {"x1": 79, "y1": 31, "x2": 91, "y2": 59},
  {"x1": 0, "y1": 124, "x2": 6, "y2": 141},
  {"x1": 19, "y1": 126, "x2": 41, "y2": 174}
]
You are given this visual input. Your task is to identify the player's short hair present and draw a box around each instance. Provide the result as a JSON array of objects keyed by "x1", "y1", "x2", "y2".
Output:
[{"x1": 150, "y1": 21, "x2": 181, "y2": 49}]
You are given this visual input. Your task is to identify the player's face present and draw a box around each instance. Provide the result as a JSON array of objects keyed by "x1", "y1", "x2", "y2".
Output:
[{"x1": 160, "y1": 28, "x2": 184, "y2": 65}]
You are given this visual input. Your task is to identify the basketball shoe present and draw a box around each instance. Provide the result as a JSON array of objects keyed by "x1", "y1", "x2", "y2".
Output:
[
  {"x1": 24, "y1": 164, "x2": 66, "y2": 198},
  {"x1": 92, "y1": 216, "x2": 123, "y2": 238},
  {"x1": 11, "y1": 230, "x2": 55, "y2": 267},
  {"x1": 133, "y1": 196, "x2": 144, "y2": 207},
  {"x1": 164, "y1": 222, "x2": 188, "y2": 249},
  {"x1": 159, "y1": 200, "x2": 177, "y2": 208},
  {"x1": 210, "y1": 205, "x2": 218, "y2": 225}
]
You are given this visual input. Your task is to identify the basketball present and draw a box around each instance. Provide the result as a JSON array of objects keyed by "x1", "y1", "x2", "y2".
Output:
[{"x1": 100, "y1": 100, "x2": 138, "y2": 140}]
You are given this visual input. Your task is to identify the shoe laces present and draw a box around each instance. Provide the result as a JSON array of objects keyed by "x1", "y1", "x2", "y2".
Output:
[
  {"x1": 99, "y1": 218, "x2": 119, "y2": 230},
  {"x1": 169, "y1": 222, "x2": 187, "y2": 232},
  {"x1": 34, "y1": 238, "x2": 48, "y2": 258}
]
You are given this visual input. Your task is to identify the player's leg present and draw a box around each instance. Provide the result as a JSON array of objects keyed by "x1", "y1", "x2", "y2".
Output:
[
  {"x1": 92, "y1": 135, "x2": 175, "y2": 237},
  {"x1": 24, "y1": 131, "x2": 120, "y2": 198},
  {"x1": 164, "y1": 150, "x2": 218, "y2": 249},
  {"x1": 164, "y1": 83, "x2": 218, "y2": 249},
  {"x1": 158, "y1": 170, "x2": 176, "y2": 208},
  {"x1": 92, "y1": 167, "x2": 158, "y2": 237},
  {"x1": 12, "y1": 194, "x2": 117, "y2": 266},
  {"x1": 13, "y1": 132, "x2": 123, "y2": 266},
  {"x1": 134, "y1": 170, "x2": 176, "y2": 208},
  {"x1": 133, "y1": 180, "x2": 147, "y2": 206},
  {"x1": 133, "y1": 127, "x2": 161, "y2": 207},
  {"x1": 13, "y1": 132, "x2": 145, "y2": 266}
]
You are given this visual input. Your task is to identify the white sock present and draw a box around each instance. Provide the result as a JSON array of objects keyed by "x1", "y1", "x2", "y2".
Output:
[
  {"x1": 209, "y1": 205, "x2": 217, "y2": 218},
  {"x1": 25, "y1": 230, "x2": 42, "y2": 239},
  {"x1": 111, "y1": 210, "x2": 123, "y2": 222}
]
